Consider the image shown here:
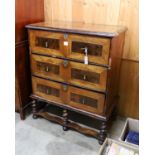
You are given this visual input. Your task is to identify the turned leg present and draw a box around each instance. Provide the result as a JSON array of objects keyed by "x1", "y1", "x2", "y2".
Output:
[
  {"x1": 32, "y1": 100, "x2": 38, "y2": 119},
  {"x1": 62, "y1": 109, "x2": 68, "y2": 131},
  {"x1": 98, "y1": 121, "x2": 107, "y2": 145}
]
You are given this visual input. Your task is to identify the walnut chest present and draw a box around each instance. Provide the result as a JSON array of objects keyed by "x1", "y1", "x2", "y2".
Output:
[{"x1": 26, "y1": 21, "x2": 127, "y2": 144}]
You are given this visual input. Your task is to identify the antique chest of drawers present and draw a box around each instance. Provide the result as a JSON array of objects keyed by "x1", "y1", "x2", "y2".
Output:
[{"x1": 26, "y1": 21, "x2": 127, "y2": 144}]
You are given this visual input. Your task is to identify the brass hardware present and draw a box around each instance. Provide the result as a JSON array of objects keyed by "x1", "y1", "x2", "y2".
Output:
[
  {"x1": 83, "y1": 75, "x2": 87, "y2": 80},
  {"x1": 82, "y1": 98, "x2": 85, "y2": 104},
  {"x1": 45, "y1": 66, "x2": 49, "y2": 72},
  {"x1": 45, "y1": 41, "x2": 48, "y2": 48},
  {"x1": 46, "y1": 88, "x2": 50, "y2": 94},
  {"x1": 63, "y1": 60, "x2": 69, "y2": 68},
  {"x1": 64, "y1": 34, "x2": 68, "y2": 39},
  {"x1": 63, "y1": 85, "x2": 68, "y2": 91}
]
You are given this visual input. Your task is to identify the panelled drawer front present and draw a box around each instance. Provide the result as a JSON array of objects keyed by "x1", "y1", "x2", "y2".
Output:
[
  {"x1": 29, "y1": 30, "x2": 67, "y2": 57},
  {"x1": 69, "y1": 61, "x2": 107, "y2": 91},
  {"x1": 31, "y1": 55, "x2": 107, "y2": 92},
  {"x1": 31, "y1": 54, "x2": 64, "y2": 82},
  {"x1": 32, "y1": 77, "x2": 105, "y2": 115},
  {"x1": 29, "y1": 30, "x2": 110, "y2": 66},
  {"x1": 32, "y1": 77, "x2": 65, "y2": 104},
  {"x1": 68, "y1": 34, "x2": 110, "y2": 65},
  {"x1": 67, "y1": 86, "x2": 105, "y2": 114}
]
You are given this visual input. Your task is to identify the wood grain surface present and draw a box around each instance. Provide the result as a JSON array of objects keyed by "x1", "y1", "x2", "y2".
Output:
[
  {"x1": 43, "y1": 0, "x2": 139, "y2": 118},
  {"x1": 118, "y1": 60, "x2": 139, "y2": 119},
  {"x1": 44, "y1": 0, "x2": 138, "y2": 61}
]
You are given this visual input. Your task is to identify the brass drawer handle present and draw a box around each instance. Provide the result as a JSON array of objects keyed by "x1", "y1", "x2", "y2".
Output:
[
  {"x1": 83, "y1": 75, "x2": 87, "y2": 80},
  {"x1": 63, "y1": 60, "x2": 69, "y2": 68},
  {"x1": 45, "y1": 66, "x2": 49, "y2": 72},
  {"x1": 45, "y1": 41, "x2": 48, "y2": 48},
  {"x1": 82, "y1": 98, "x2": 85, "y2": 104},
  {"x1": 62, "y1": 85, "x2": 68, "y2": 91},
  {"x1": 46, "y1": 88, "x2": 50, "y2": 94}
]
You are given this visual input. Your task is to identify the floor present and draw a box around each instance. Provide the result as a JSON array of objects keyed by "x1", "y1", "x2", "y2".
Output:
[{"x1": 15, "y1": 113, "x2": 126, "y2": 155}]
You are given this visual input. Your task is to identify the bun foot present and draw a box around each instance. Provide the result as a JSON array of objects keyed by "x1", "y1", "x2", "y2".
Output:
[
  {"x1": 63, "y1": 126, "x2": 68, "y2": 131},
  {"x1": 98, "y1": 135, "x2": 106, "y2": 145},
  {"x1": 98, "y1": 140, "x2": 104, "y2": 145},
  {"x1": 33, "y1": 114, "x2": 38, "y2": 119}
]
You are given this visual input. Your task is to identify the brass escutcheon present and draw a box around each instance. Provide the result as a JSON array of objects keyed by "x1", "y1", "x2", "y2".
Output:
[
  {"x1": 63, "y1": 85, "x2": 68, "y2": 91},
  {"x1": 63, "y1": 60, "x2": 69, "y2": 68}
]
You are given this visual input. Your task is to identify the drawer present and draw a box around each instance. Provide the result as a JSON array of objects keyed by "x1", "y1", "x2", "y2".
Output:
[
  {"x1": 68, "y1": 34, "x2": 110, "y2": 65},
  {"x1": 67, "y1": 86, "x2": 105, "y2": 115},
  {"x1": 29, "y1": 30, "x2": 110, "y2": 66},
  {"x1": 29, "y1": 30, "x2": 68, "y2": 57},
  {"x1": 31, "y1": 54, "x2": 65, "y2": 82},
  {"x1": 32, "y1": 77, "x2": 65, "y2": 104},
  {"x1": 31, "y1": 55, "x2": 107, "y2": 92},
  {"x1": 69, "y1": 61, "x2": 107, "y2": 91},
  {"x1": 32, "y1": 77, "x2": 105, "y2": 115}
]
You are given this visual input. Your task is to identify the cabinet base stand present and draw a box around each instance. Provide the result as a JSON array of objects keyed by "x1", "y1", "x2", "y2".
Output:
[{"x1": 32, "y1": 100, "x2": 110, "y2": 145}]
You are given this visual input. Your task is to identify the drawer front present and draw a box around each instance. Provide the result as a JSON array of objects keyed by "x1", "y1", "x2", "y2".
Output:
[
  {"x1": 29, "y1": 30, "x2": 67, "y2": 57},
  {"x1": 68, "y1": 34, "x2": 110, "y2": 65},
  {"x1": 69, "y1": 61, "x2": 107, "y2": 91},
  {"x1": 67, "y1": 86, "x2": 105, "y2": 114},
  {"x1": 32, "y1": 77, "x2": 65, "y2": 104},
  {"x1": 31, "y1": 54, "x2": 64, "y2": 82},
  {"x1": 32, "y1": 77, "x2": 105, "y2": 115},
  {"x1": 31, "y1": 55, "x2": 107, "y2": 92},
  {"x1": 29, "y1": 30, "x2": 110, "y2": 66}
]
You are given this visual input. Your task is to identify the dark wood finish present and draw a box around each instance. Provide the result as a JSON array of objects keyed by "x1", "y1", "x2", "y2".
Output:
[
  {"x1": 15, "y1": 43, "x2": 31, "y2": 120},
  {"x1": 32, "y1": 76, "x2": 106, "y2": 115},
  {"x1": 62, "y1": 109, "x2": 68, "y2": 131},
  {"x1": 25, "y1": 21, "x2": 127, "y2": 37},
  {"x1": 35, "y1": 111, "x2": 98, "y2": 138},
  {"x1": 30, "y1": 94, "x2": 107, "y2": 121},
  {"x1": 26, "y1": 21, "x2": 126, "y2": 144},
  {"x1": 29, "y1": 30, "x2": 111, "y2": 65},
  {"x1": 15, "y1": 76, "x2": 21, "y2": 111},
  {"x1": 31, "y1": 54, "x2": 107, "y2": 92},
  {"x1": 32, "y1": 100, "x2": 38, "y2": 119},
  {"x1": 98, "y1": 121, "x2": 107, "y2": 145},
  {"x1": 15, "y1": 0, "x2": 44, "y2": 119}
]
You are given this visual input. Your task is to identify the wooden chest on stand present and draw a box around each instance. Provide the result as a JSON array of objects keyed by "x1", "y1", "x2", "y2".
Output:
[{"x1": 26, "y1": 21, "x2": 127, "y2": 144}]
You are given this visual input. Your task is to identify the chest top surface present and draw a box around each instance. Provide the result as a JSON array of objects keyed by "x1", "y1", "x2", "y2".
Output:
[{"x1": 25, "y1": 20, "x2": 127, "y2": 37}]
